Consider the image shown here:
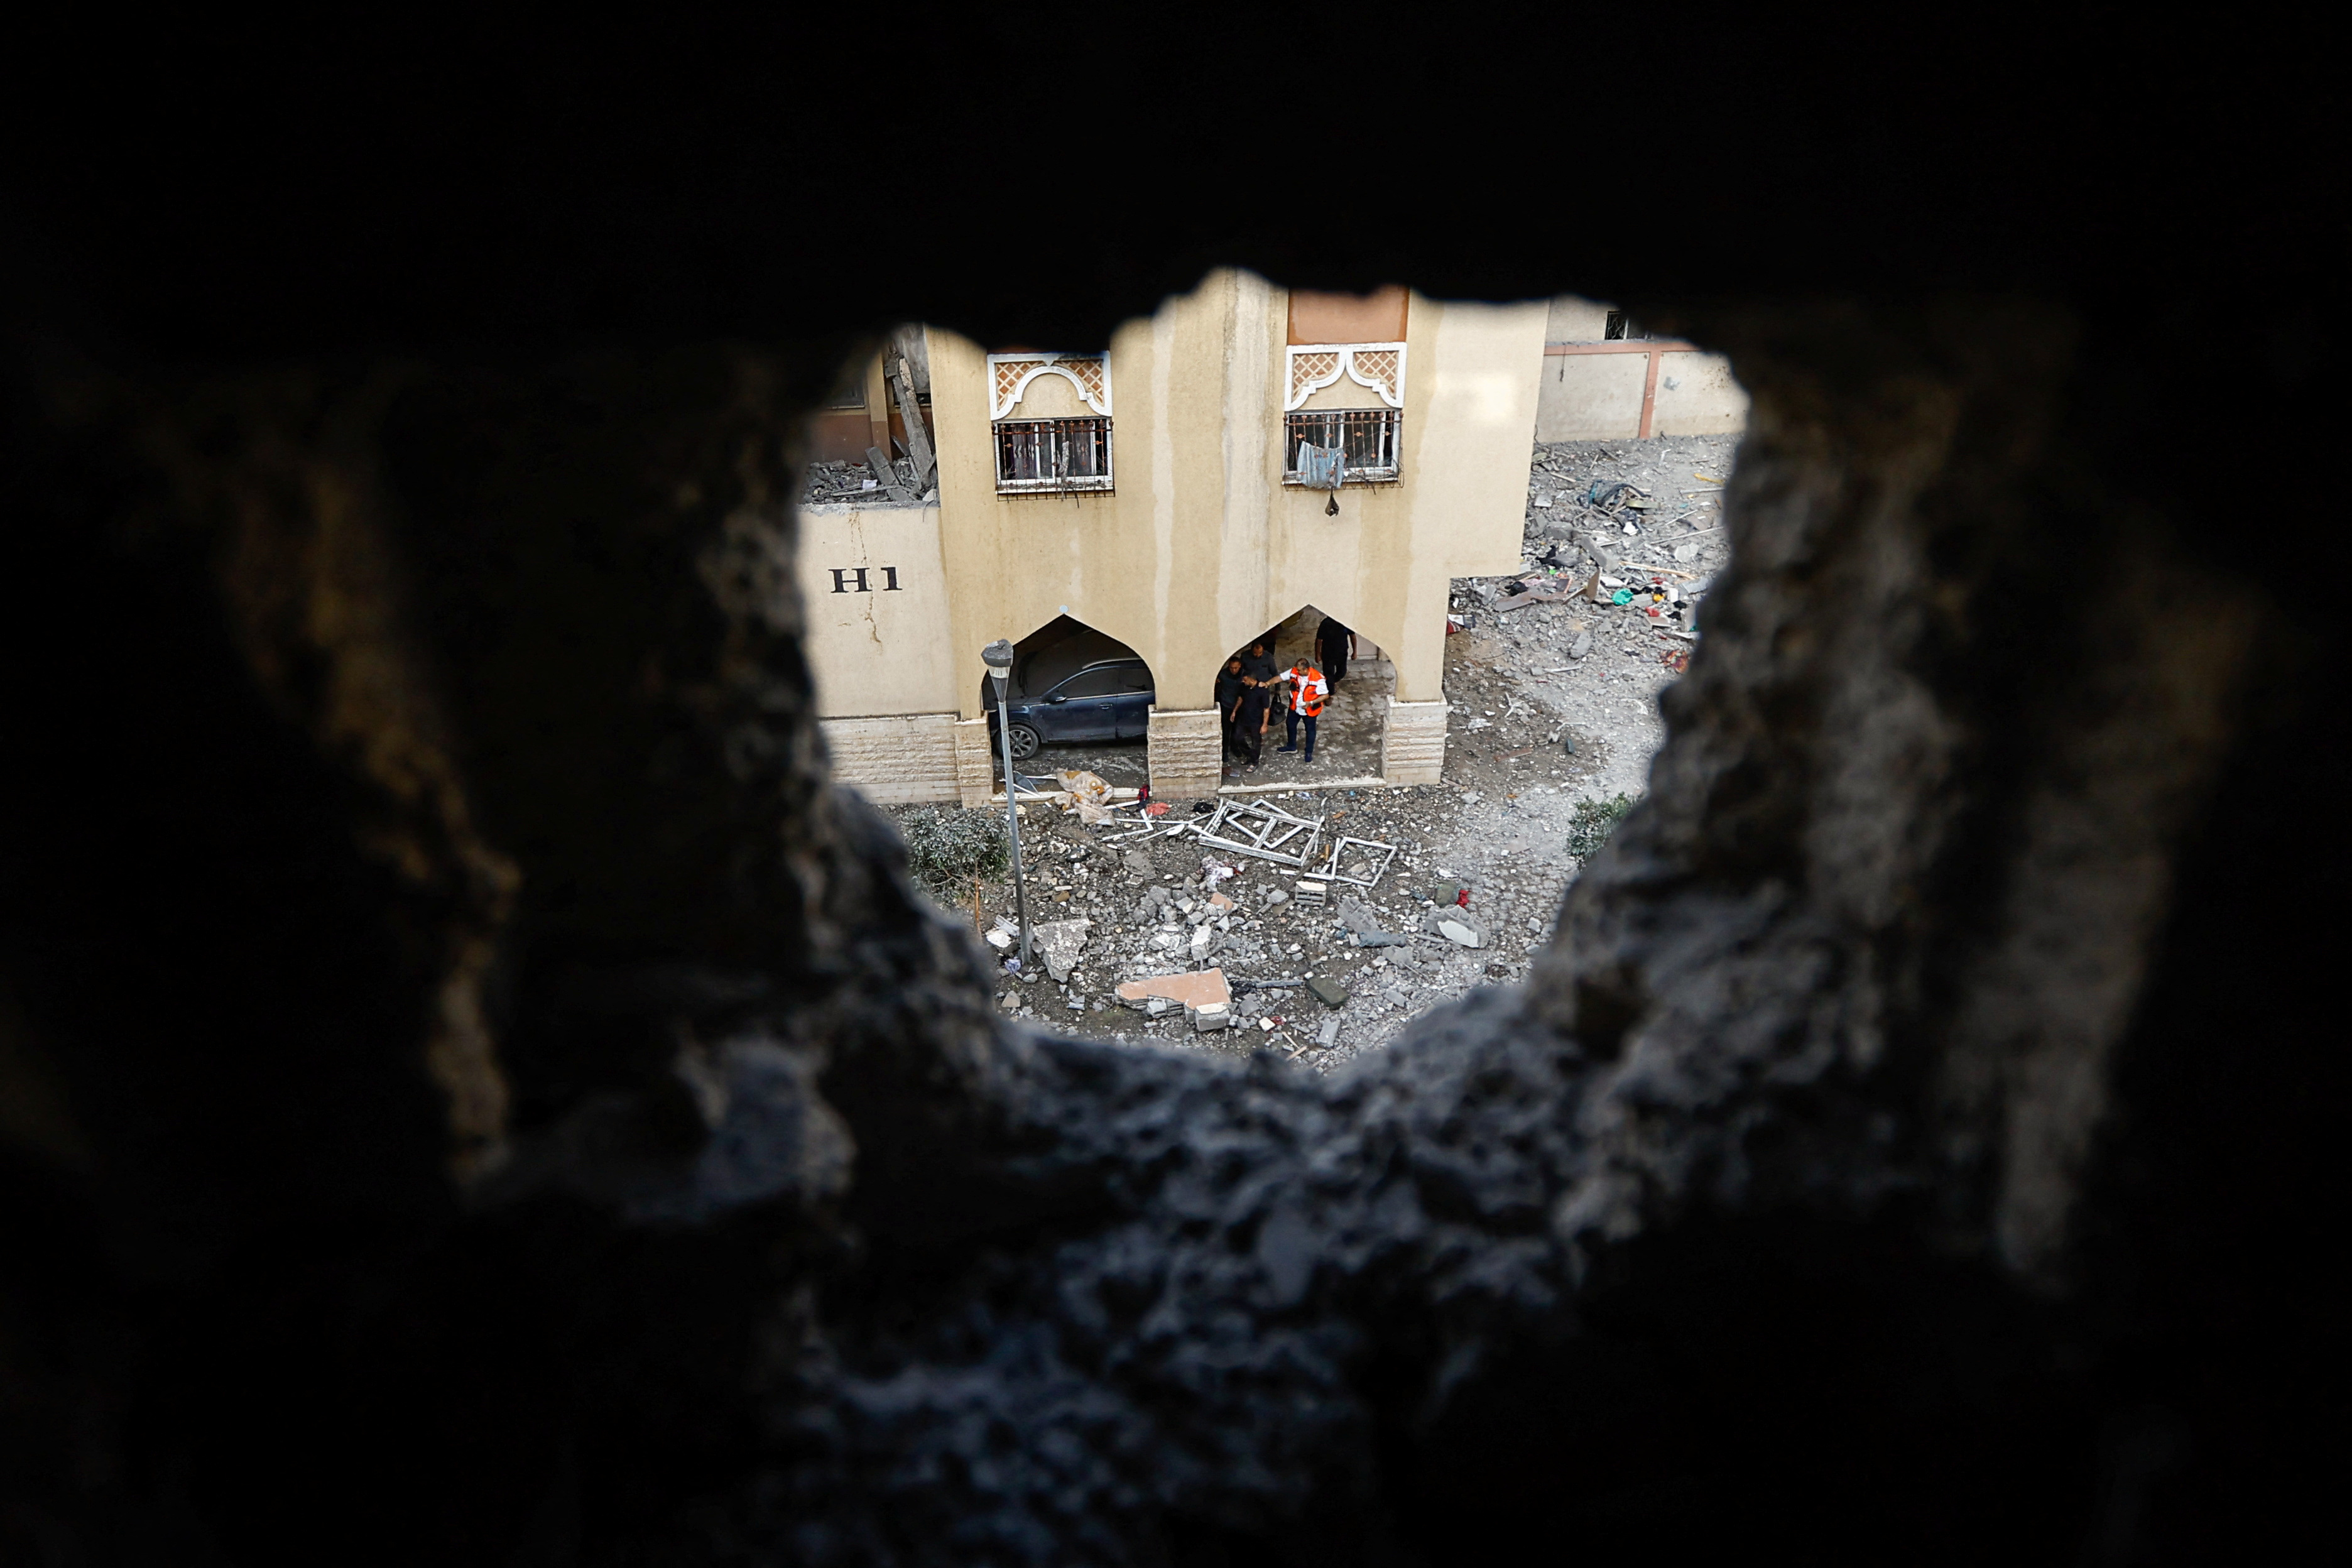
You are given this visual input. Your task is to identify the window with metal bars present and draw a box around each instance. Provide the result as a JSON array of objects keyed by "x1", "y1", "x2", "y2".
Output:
[
  {"x1": 993, "y1": 417, "x2": 1114, "y2": 493},
  {"x1": 1283, "y1": 408, "x2": 1402, "y2": 485}
]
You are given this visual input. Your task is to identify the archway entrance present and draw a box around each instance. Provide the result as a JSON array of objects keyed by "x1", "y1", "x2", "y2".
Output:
[
  {"x1": 1212, "y1": 606, "x2": 1391, "y2": 784},
  {"x1": 979, "y1": 615, "x2": 1157, "y2": 785}
]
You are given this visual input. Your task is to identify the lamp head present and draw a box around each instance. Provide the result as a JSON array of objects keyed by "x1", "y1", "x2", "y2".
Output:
[{"x1": 982, "y1": 638, "x2": 1015, "y2": 694}]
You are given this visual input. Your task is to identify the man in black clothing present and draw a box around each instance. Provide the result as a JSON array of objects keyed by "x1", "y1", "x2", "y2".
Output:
[
  {"x1": 1240, "y1": 638, "x2": 1278, "y2": 687},
  {"x1": 1315, "y1": 616, "x2": 1352, "y2": 688},
  {"x1": 1214, "y1": 657, "x2": 1248, "y2": 758},
  {"x1": 1233, "y1": 676, "x2": 1272, "y2": 770}
]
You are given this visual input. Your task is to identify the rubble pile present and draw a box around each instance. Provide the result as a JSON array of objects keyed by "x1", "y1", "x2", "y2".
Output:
[
  {"x1": 802, "y1": 457, "x2": 935, "y2": 506},
  {"x1": 885, "y1": 433, "x2": 1740, "y2": 1069}
]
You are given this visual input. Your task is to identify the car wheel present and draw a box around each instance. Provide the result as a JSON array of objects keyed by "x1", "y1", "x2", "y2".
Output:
[{"x1": 1007, "y1": 724, "x2": 1041, "y2": 760}]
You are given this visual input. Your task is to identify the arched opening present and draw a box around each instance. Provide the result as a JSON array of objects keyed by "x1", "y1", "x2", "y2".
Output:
[
  {"x1": 1212, "y1": 606, "x2": 1391, "y2": 784},
  {"x1": 977, "y1": 614, "x2": 1157, "y2": 785}
]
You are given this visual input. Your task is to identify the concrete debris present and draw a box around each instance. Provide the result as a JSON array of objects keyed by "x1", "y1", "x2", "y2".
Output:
[
  {"x1": 1030, "y1": 918, "x2": 1092, "y2": 982},
  {"x1": 888, "y1": 432, "x2": 1726, "y2": 1067},
  {"x1": 1432, "y1": 913, "x2": 1486, "y2": 949},
  {"x1": 1305, "y1": 976, "x2": 1349, "y2": 1008},
  {"x1": 1116, "y1": 967, "x2": 1231, "y2": 1012},
  {"x1": 1316, "y1": 1018, "x2": 1341, "y2": 1048}
]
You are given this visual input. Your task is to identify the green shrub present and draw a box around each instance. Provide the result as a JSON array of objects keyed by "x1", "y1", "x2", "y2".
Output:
[
  {"x1": 901, "y1": 808, "x2": 1010, "y2": 895},
  {"x1": 1564, "y1": 793, "x2": 1636, "y2": 859}
]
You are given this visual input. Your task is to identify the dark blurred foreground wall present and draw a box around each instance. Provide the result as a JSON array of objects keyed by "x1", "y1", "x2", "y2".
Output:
[{"x1": 1, "y1": 14, "x2": 2345, "y2": 1566}]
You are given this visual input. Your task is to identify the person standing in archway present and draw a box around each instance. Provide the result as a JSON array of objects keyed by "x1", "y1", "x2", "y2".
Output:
[
  {"x1": 1233, "y1": 672, "x2": 1272, "y2": 772},
  {"x1": 1215, "y1": 656, "x2": 1248, "y2": 761},
  {"x1": 1315, "y1": 616, "x2": 1352, "y2": 689},
  {"x1": 1277, "y1": 655, "x2": 1329, "y2": 764}
]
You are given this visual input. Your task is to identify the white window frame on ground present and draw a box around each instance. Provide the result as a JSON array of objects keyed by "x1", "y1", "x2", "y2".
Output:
[
  {"x1": 988, "y1": 352, "x2": 1115, "y2": 494},
  {"x1": 1282, "y1": 342, "x2": 1406, "y2": 486}
]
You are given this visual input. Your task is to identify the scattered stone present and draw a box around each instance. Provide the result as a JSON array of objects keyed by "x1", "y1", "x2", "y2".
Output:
[
  {"x1": 1316, "y1": 1018, "x2": 1341, "y2": 1048},
  {"x1": 1123, "y1": 849, "x2": 1155, "y2": 878},
  {"x1": 1434, "y1": 915, "x2": 1486, "y2": 949},
  {"x1": 1189, "y1": 1000, "x2": 1231, "y2": 1032},
  {"x1": 1267, "y1": 890, "x2": 1290, "y2": 906},
  {"x1": 1031, "y1": 918, "x2": 1092, "y2": 982},
  {"x1": 1306, "y1": 976, "x2": 1349, "y2": 1008}
]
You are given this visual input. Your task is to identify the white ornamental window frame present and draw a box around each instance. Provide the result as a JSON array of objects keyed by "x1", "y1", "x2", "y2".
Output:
[
  {"x1": 987, "y1": 352, "x2": 1114, "y2": 420},
  {"x1": 987, "y1": 352, "x2": 1116, "y2": 494},
  {"x1": 1283, "y1": 341, "x2": 1407, "y2": 413}
]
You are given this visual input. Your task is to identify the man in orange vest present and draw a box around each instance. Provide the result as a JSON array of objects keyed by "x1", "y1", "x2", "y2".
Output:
[{"x1": 1276, "y1": 656, "x2": 1329, "y2": 764}]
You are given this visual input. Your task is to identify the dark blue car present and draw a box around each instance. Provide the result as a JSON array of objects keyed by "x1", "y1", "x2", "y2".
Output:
[{"x1": 989, "y1": 657, "x2": 1154, "y2": 760}]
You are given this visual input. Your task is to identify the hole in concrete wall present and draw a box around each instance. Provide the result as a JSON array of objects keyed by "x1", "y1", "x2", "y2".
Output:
[{"x1": 801, "y1": 275, "x2": 1753, "y2": 1069}]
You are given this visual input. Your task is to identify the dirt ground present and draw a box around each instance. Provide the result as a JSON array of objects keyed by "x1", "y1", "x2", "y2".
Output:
[{"x1": 884, "y1": 432, "x2": 1741, "y2": 1070}]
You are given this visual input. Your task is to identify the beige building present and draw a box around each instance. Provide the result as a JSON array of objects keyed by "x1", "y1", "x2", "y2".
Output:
[
  {"x1": 1533, "y1": 296, "x2": 1748, "y2": 442},
  {"x1": 797, "y1": 270, "x2": 1555, "y2": 805}
]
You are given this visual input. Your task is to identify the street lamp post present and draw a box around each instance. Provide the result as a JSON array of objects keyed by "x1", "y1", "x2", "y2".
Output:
[{"x1": 981, "y1": 638, "x2": 1034, "y2": 969}]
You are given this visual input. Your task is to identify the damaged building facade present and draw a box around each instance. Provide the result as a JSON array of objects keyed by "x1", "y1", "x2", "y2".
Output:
[{"x1": 795, "y1": 272, "x2": 1551, "y2": 802}]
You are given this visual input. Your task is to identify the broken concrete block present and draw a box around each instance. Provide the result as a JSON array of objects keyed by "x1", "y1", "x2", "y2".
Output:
[
  {"x1": 1116, "y1": 967, "x2": 1232, "y2": 1013},
  {"x1": 1306, "y1": 976, "x2": 1349, "y2": 1008},
  {"x1": 1568, "y1": 630, "x2": 1593, "y2": 660},
  {"x1": 1266, "y1": 890, "x2": 1290, "y2": 906},
  {"x1": 1189, "y1": 1001, "x2": 1230, "y2": 1032},
  {"x1": 1436, "y1": 918, "x2": 1484, "y2": 949},
  {"x1": 1316, "y1": 1018, "x2": 1341, "y2": 1048},
  {"x1": 1030, "y1": 918, "x2": 1092, "y2": 982}
]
